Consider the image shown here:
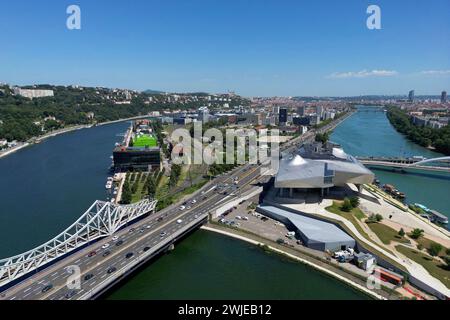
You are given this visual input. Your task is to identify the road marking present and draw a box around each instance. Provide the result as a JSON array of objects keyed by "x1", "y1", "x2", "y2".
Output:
[{"x1": 8, "y1": 165, "x2": 257, "y2": 299}]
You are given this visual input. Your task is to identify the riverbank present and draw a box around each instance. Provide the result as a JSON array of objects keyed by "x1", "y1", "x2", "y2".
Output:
[
  {"x1": 201, "y1": 224, "x2": 386, "y2": 300},
  {"x1": 0, "y1": 114, "x2": 154, "y2": 160}
]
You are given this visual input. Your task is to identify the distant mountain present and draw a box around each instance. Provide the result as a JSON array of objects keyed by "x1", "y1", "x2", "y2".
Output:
[{"x1": 143, "y1": 89, "x2": 165, "y2": 94}]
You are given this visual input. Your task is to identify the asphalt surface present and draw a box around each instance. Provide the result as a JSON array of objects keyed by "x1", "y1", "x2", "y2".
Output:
[
  {"x1": 0, "y1": 164, "x2": 261, "y2": 300},
  {"x1": 0, "y1": 119, "x2": 333, "y2": 300}
]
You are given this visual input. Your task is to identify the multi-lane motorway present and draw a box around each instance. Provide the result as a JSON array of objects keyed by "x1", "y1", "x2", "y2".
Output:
[
  {"x1": 0, "y1": 163, "x2": 262, "y2": 300},
  {"x1": 1, "y1": 115, "x2": 339, "y2": 300}
]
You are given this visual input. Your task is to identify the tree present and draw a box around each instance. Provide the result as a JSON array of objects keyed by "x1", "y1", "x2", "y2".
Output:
[
  {"x1": 121, "y1": 181, "x2": 132, "y2": 204},
  {"x1": 349, "y1": 196, "x2": 360, "y2": 208},
  {"x1": 147, "y1": 176, "x2": 156, "y2": 198},
  {"x1": 398, "y1": 228, "x2": 405, "y2": 238},
  {"x1": 341, "y1": 198, "x2": 353, "y2": 212},
  {"x1": 315, "y1": 132, "x2": 330, "y2": 144},
  {"x1": 375, "y1": 214, "x2": 383, "y2": 222},
  {"x1": 410, "y1": 228, "x2": 424, "y2": 239},
  {"x1": 428, "y1": 243, "x2": 443, "y2": 258}
]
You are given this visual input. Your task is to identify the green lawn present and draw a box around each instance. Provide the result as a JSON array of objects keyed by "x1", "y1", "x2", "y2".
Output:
[
  {"x1": 326, "y1": 201, "x2": 397, "y2": 258},
  {"x1": 130, "y1": 173, "x2": 149, "y2": 203},
  {"x1": 396, "y1": 245, "x2": 450, "y2": 289},
  {"x1": 416, "y1": 237, "x2": 448, "y2": 257},
  {"x1": 367, "y1": 223, "x2": 410, "y2": 245}
]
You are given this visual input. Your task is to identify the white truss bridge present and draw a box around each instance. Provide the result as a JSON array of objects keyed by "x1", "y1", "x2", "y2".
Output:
[{"x1": 0, "y1": 199, "x2": 157, "y2": 289}]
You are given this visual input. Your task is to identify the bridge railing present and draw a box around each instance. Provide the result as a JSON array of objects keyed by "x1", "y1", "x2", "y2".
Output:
[{"x1": 0, "y1": 199, "x2": 157, "y2": 289}]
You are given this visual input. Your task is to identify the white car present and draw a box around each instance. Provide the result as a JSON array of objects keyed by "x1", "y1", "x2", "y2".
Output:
[
  {"x1": 176, "y1": 219, "x2": 183, "y2": 224},
  {"x1": 242, "y1": 217, "x2": 249, "y2": 221},
  {"x1": 191, "y1": 199, "x2": 197, "y2": 204},
  {"x1": 146, "y1": 225, "x2": 151, "y2": 229},
  {"x1": 179, "y1": 206, "x2": 186, "y2": 211},
  {"x1": 102, "y1": 243, "x2": 110, "y2": 249},
  {"x1": 112, "y1": 236, "x2": 119, "y2": 241}
]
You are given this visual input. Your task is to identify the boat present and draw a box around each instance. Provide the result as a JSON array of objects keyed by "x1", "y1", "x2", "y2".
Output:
[{"x1": 383, "y1": 184, "x2": 406, "y2": 199}]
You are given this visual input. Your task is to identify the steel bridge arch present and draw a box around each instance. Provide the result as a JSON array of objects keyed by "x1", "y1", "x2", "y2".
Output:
[
  {"x1": 0, "y1": 198, "x2": 157, "y2": 288},
  {"x1": 408, "y1": 156, "x2": 450, "y2": 167}
]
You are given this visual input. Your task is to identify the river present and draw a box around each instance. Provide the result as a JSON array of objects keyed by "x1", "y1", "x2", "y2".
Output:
[
  {"x1": 0, "y1": 120, "x2": 368, "y2": 300},
  {"x1": 331, "y1": 105, "x2": 450, "y2": 228}
]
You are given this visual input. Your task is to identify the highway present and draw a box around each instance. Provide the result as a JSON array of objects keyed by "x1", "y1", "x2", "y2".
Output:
[
  {"x1": 0, "y1": 163, "x2": 262, "y2": 300},
  {"x1": 0, "y1": 113, "x2": 344, "y2": 300}
]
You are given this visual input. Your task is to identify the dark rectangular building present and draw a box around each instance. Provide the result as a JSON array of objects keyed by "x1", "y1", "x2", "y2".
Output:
[
  {"x1": 113, "y1": 146, "x2": 161, "y2": 172},
  {"x1": 279, "y1": 108, "x2": 287, "y2": 124}
]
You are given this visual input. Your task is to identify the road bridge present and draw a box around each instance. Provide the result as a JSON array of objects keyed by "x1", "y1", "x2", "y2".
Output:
[
  {"x1": 357, "y1": 156, "x2": 450, "y2": 173},
  {"x1": 0, "y1": 163, "x2": 262, "y2": 300}
]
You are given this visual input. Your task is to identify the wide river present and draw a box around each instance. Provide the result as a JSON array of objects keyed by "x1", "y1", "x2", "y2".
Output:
[
  {"x1": 0, "y1": 121, "x2": 367, "y2": 300},
  {"x1": 331, "y1": 105, "x2": 450, "y2": 229}
]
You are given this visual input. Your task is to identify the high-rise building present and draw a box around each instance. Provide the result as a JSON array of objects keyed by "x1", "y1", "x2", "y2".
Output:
[
  {"x1": 279, "y1": 108, "x2": 288, "y2": 124},
  {"x1": 408, "y1": 90, "x2": 415, "y2": 102},
  {"x1": 316, "y1": 105, "x2": 323, "y2": 117},
  {"x1": 297, "y1": 106, "x2": 306, "y2": 116},
  {"x1": 441, "y1": 91, "x2": 447, "y2": 103}
]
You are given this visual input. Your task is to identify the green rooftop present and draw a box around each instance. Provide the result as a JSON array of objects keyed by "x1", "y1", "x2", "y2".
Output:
[{"x1": 133, "y1": 134, "x2": 158, "y2": 148}]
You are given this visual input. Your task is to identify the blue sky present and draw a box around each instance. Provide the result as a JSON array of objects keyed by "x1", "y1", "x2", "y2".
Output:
[{"x1": 1, "y1": 0, "x2": 449, "y2": 96}]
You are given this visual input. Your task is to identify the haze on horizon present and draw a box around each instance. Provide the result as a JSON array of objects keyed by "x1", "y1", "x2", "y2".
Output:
[{"x1": 1, "y1": 0, "x2": 449, "y2": 97}]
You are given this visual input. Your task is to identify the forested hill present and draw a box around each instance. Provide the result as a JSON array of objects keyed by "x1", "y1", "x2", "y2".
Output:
[{"x1": 0, "y1": 85, "x2": 249, "y2": 142}]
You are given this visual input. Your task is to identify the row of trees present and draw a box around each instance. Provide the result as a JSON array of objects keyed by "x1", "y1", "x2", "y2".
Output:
[{"x1": 387, "y1": 107, "x2": 450, "y2": 155}]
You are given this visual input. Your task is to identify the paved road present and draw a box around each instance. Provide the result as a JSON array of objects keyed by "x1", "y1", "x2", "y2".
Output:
[
  {"x1": 0, "y1": 164, "x2": 261, "y2": 300},
  {"x1": 0, "y1": 117, "x2": 327, "y2": 301}
]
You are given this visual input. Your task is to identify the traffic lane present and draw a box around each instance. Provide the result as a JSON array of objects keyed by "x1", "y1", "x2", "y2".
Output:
[
  {"x1": 46, "y1": 208, "x2": 211, "y2": 300},
  {"x1": 16, "y1": 201, "x2": 215, "y2": 300},
  {"x1": 31, "y1": 188, "x2": 227, "y2": 300},
  {"x1": 2, "y1": 172, "x2": 231, "y2": 300},
  {"x1": 4, "y1": 163, "x2": 258, "y2": 300},
  {"x1": 47, "y1": 170, "x2": 260, "y2": 300}
]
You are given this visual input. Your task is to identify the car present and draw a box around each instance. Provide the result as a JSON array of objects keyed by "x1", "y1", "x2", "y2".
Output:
[
  {"x1": 219, "y1": 218, "x2": 225, "y2": 223},
  {"x1": 87, "y1": 251, "x2": 97, "y2": 257},
  {"x1": 143, "y1": 246, "x2": 151, "y2": 252},
  {"x1": 186, "y1": 206, "x2": 191, "y2": 210},
  {"x1": 103, "y1": 250, "x2": 111, "y2": 257},
  {"x1": 102, "y1": 243, "x2": 110, "y2": 249},
  {"x1": 65, "y1": 290, "x2": 77, "y2": 299},
  {"x1": 194, "y1": 214, "x2": 198, "y2": 219},
  {"x1": 116, "y1": 240, "x2": 124, "y2": 246},
  {"x1": 84, "y1": 274, "x2": 94, "y2": 281},
  {"x1": 235, "y1": 216, "x2": 242, "y2": 220},
  {"x1": 179, "y1": 206, "x2": 186, "y2": 211},
  {"x1": 139, "y1": 228, "x2": 145, "y2": 233},
  {"x1": 125, "y1": 252, "x2": 134, "y2": 259},
  {"x1": 176, "y1": 219, "x2": 183, "y2": 224},
  {"x1": 112, "y1": 236, "x2": 119, "y2": 241},
  {"x1": 146, "y1": 224, "x2": 151, "y2": 229},
  {"x1": 107, "y1": 267, "x2": 117, "y2": 274},
  {"x1": 242, "y1": 216, "x2": 249, "y2": 221},
  {"x1": 129, "y1": 228, "x2": 135, "y2": 233},
  {"x1": 160, "y1": 231, "x2": 167, "y2": 237},
  {"x1": 191, "y1": 199, "x2": 197, "y2": 204},
  {"x1": 41, "y1": 284, "x2": 53, "y2": 293},
  {"x1": 157, "y1": 217, "x2": 163, "y2": 222},
  {"x1": 261, "y1": 217, "x2": 269, "y2": 222}
]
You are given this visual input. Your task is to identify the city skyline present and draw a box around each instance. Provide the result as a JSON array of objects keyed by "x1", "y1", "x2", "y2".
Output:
[{"x1": 1, "y1": 0, "x2": 449, "y2": 96}]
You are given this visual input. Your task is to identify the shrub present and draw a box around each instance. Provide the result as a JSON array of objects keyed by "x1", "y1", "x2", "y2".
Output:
[
  {"x1": 349, "y1": 196, "x2": 360, "y2": 208},
  {"x1": 341, "y1": 198, "x2": 353, "y2": 212}
]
